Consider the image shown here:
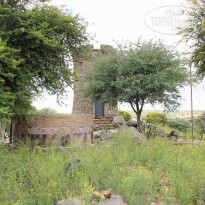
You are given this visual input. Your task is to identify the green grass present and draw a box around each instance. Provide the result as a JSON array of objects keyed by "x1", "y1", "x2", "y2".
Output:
[
  {"x1": 127, "y1": 110, "x2": 204, "y2": 120},
  {"x1": 0, "y1": 130, "x2": 205, "y2": 204}
]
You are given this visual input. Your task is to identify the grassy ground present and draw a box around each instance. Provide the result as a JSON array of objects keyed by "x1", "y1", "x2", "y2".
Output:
[
  {"x1": 0, "y1": 130, "x2": 205, "y2": 205},
  {"x1": 128, "y1": 110, "x2": 204, "y2": 119}
]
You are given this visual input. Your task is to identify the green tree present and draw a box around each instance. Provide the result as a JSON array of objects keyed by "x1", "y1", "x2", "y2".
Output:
[
  {"x1": 85, "y1": 40, "x2": 188, "y2": 131},
  {"x1": 178, "y1": 0, "x2": 205, "y2": 80},
  {"x1": 0, "y1": 0, "x2": 90, "y2": 122}
]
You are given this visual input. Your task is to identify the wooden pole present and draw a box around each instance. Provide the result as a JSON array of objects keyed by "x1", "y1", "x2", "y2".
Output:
[{"x1": 190, "y1": 63, "x2": 194, "y2": 144}]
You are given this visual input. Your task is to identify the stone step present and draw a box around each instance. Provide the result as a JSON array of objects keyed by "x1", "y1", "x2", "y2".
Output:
[{"x1": 93, "y1": 117, "x2": 116, "y2": 131}]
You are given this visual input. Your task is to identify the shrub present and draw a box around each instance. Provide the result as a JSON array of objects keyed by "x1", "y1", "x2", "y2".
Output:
[
  {"x1": 195, "y1": 112, "x2": 205, "y2": 138},
  {"x1": 166, "y1": 119, "x2": 192, "y2": 133},
  {"x1": 143, "y1": 112, "x2": 168, "y2": 124},
  {"x1": 119, "y1": 111, "x2": 132, "y2": 122}
]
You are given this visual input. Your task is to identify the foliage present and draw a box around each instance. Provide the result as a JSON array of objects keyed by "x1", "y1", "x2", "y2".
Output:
[
  {"x1": 0, "y1": 0, "x2": 90, "y2": 122},
  {"x1": 166, "y1": 118, "x2": 192, "y2": 132},
  {"x1": 0, "y1": 131, "x2": 205, "y2": 204},
  {"x1": 85, "y1": 39, "x2": 188, "y2": 131},
  {"x1": 140, "y1": 123, "x2": 159, "y2": 139},
  {"x1": 178, "y1": 0, "x2": 205, "y2": 80},
  {"x1": 195, "y1": 112, "x2": 205, "y2": 138},
  {"x1": 119, "y1": 110, "x2": 132, "y2": 122},
  {"x1": 35, "y1": 107, "x2": 57, "y2": 115},
  {"x1": 143, "y1": 112, "x2": 168, "y2": 125}
]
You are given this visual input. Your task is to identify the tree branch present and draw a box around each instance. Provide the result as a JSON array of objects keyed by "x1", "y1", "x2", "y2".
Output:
[{"x1": 129, "y1": 100, "x2": 137, "y2": 114}]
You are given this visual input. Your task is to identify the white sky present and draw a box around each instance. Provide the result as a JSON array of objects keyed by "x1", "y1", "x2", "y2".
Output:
[{"x1": 33, "y1": 0, "x2": 205, "y2": 112}]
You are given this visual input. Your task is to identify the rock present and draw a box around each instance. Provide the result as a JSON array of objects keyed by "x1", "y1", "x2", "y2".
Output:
[
  {"x1": 99, "y1": 130, "x2": 110, "y2": 140},
  {"x1": 169, "y1": 136, "x2": 177, "y2": 141},
  {"x1": 56, "y1": 197, "x2": 82, "y2": 205},
  {"x1": 66, "y1": 155, "x2": 81, "y2": 174},
  {"x1": 56, "y1": 194, "x2": 127, "y2": 205},
  {"x1": 113, "y1": 116, "x2": 126, "y2": 127},
  {"x1": 101, "y1": 189, "x2": 113, "y2": 198},
  {"x1": 159, "y1": 129, "x2": 166, "y2": 138},
  {"x1": 127, "y1": 118, "x2": 138, "y2": 127},
  {"x1": 121, "y1": 126, "x2": 146, "y2": 141},
  {"x1": 168, "y1": 130, "x2": 181, "y2": 139},
  {"x1": 109, "y1": 129, "x2": 118, "y2": 135},
  {"x1": 92, "y1": 191, "x2": 105, "y2": 200},
  {"x1": 141, "y1": 120, "x2": 147, "y2": 128},
  {"x1": 101, "y1": 194, "x2": 127, "y2": 205}
]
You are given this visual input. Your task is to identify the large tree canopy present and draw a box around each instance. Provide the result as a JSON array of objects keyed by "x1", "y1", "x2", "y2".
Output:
[
  {"x1": 85, "y1": 40, "x2": 188, "y2": 131},
  {"x1": 178, "y1": 0, "x2": 205, "y2": 80},
  {"x1": 0, "y1": 0, "x2": 90, "y2": 122}
]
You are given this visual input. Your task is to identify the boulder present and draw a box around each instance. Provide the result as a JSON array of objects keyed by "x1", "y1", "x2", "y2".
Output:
[
  {"x1": 99, "y1": 130, "x2": 110, "y2": 140},
  {"x1": 127, "y1": 118, "x2": 138, "y2": 127},
  {"x1": 56, "y1": 197, "x2": 82, "y2": 205},
  {"x1": 101, "y1": 194, "x2": 127, "y2": 205},
  {"x1": 121, "y1": 126, "x2": 146, "y2": 141},
  {"x1": 168, "y1": 130, "x2": 181, "y2": 139},
  {"x1": 56, "y1": 194, "x2": 127, "y2": 205},
  {"x1": 159, "y1": 129, "x2": 166, "y2": 138},
  {"x1": 113, "y1": 116, "x2": 126, "y2": 127},
  {"x1": 101, "y1": 189, "x2": 113, "y2": 198}
]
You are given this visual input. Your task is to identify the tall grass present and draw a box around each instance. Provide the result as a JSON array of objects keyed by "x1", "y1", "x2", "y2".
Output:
[{"x1": 0, "y1": 130, "x2": 205, "y2": 204}]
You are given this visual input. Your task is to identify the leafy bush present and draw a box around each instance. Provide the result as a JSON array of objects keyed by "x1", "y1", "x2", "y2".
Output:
[
  {"x1": 166, "y1": 119, "x2": 192, "y2": 133},
  {"x1": 195, "y1": 112, "x2": 205, "y2": 138},
  {"x1": 140, "y1": 123, "x2": 159, "y2": 139},
  {"x1": 119, "y1": 110, "x2": 132, "y2": 122},
  {"x1": 143, "y1": 112, "x2": 168, "y2": 124}
]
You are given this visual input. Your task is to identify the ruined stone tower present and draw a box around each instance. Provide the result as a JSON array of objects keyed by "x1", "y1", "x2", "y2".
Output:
[{"x1": 72, "y1": 45, "x2": 118, "y2": 119}]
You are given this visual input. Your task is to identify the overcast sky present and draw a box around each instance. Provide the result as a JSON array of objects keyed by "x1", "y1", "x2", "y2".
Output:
[{"x1": 33, "y1": 0, "x2": 205, "y2": 112}]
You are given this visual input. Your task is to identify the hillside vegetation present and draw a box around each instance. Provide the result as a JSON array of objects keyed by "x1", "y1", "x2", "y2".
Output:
[{"x1": 0, "y1": 130, "x2": 204, "y2": 205}]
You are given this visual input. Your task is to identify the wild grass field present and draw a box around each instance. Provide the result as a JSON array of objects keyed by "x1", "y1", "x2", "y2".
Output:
[{"x1": 0, "y1": 129, "x2": 205, "y2": 205}]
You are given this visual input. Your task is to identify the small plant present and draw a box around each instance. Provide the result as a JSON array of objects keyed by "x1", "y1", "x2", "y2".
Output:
[
  {"x1": 119, "y1": 111, "x2": 132, "y2": 122},
  {"x1": 140, "y1": 123, "x2": 158, "y2": 139},
  {"x1": 143, "y1": 112, "x2": 168, "y2": 125},
  {"x1": 94, "y1": 134, "x2": 101, "y2": 139}
]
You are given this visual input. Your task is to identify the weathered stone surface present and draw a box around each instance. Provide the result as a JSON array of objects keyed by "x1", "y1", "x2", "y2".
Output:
[
  {"x1": 168, "y1": 136, "x2": 177, "y2": 141},
  {"x1": 101, "y1": 194, "x2": 127, "y2": 205},
  {"x1": 56, "y1": 197, "x2": 82, "y2": 205},
  {"x1": 13, "y1": 114, "x2": 93, "y2": 146},
  {"x1": 72, "y1": 45, "x2": 118, "y2": 118},
  {"x1": 99, "y1": 130, "x2": 110, "y2": 140},
  {"x1": 127, "y1": 118, "x2": 138, "y2": 127},
  {"x1": 92, "y1": 191, "x2": 105, "y2": 200},
  {"x1": 159, "y1": 129, "x2": 166, "y2": 138},
  {"x1": 121, "y1": 126, "x2": 146, "y2": 141},
  {"x1": 168, "y1": 130, "x2": 181, "y2": 139},
  {"x1": 101, "y1": 189, "x2": 113, "y2": 198},
  {"x1": 113, "y1": 116, "x2": 126, "y2": 127},
  {"x1": 56, "y1": 194, "x2": 127, "y2": 205}
]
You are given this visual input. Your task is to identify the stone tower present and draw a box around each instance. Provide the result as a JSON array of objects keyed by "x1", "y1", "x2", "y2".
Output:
[{"x1": 72, "y1": 45, "x2": 118, "y2": 119}]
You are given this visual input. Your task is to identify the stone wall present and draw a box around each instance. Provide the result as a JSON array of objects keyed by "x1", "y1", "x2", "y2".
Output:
[
  {"x1": 72, "y1": 44, "x2": 118, "y2": 118},
  {"x1": 13, "y1": 114, "x2": 93, "y2": 146}
]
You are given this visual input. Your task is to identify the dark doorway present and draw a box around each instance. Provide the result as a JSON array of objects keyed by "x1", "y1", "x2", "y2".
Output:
[{"x1": 95, "y1": 101, "x2": 104, "y2": 118}]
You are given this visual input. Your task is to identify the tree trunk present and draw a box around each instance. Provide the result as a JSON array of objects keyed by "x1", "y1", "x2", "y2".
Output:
[
  {"x1": 136, "y1": 112, "x2": 141, "y2": 132},
  {"x1": 9, "y1": 119, "x2": 12, "y2": 144}
]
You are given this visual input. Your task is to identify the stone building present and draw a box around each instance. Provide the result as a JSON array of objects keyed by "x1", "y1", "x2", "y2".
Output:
[{"x1": 72, "y1": 45, "x2": 118, "y2": 125}]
